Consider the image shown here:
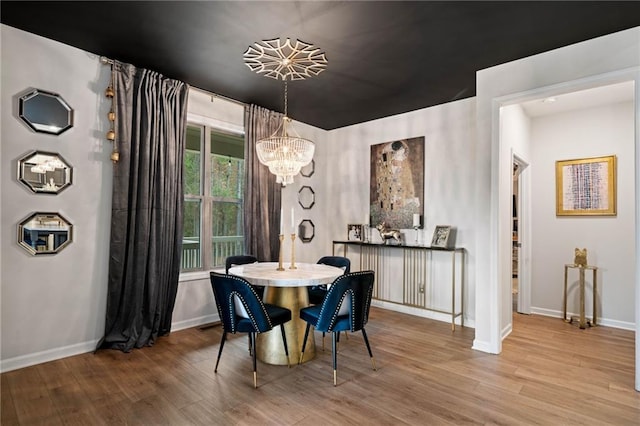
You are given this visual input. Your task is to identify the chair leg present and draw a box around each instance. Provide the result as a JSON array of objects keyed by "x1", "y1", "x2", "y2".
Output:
[
  {"x1": 332, "y1": 332, "x2": 338, "y2": 386},
  {"x1": 214, "y1": 332, "x2": 227, "y2": 373},
  {"x1": 279, "y1": 324, "x2": 290, "y2": 368},
  {"x1": 299, "y1": 323, "x2": 312, "y2": 364},
  {"x1": 251, "y1": 332, "x2": 258, "y2": 388},
  {"x1": 361, "y1": 328, "x2": 377, "y2": 371},
  {"x1": 248, "y1": 334, "x2": 253, "y2": 356}
]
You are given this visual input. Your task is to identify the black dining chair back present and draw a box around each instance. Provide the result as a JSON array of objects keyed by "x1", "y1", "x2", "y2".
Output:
[
  {"x1": 299, "y1": 270, "x2": 376, "y2": 386},
  {"x1": 225, "y1": 255, "x2": 263, "y2": 299},
  {"x1": 308, "y1": 256, "x2": 351, "y2": 305},
  {"x1": 225, "y1": 255, "x2": 258, "y2": 273},
  {"x1": 210, "y1": 272, "x2": 291, "y2": 388},
  {"x1": 317, "y1": 256, "x2": 351, "y2": 274}
]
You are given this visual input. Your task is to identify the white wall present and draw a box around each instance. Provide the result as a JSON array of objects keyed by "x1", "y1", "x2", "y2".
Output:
[
  {"x1": 321, "y1": 99, "x2": 478, "y2": 323},
  {"x1": 1, "y1": 25, "x2": 112, "y2": 371},
  {"x1": 280, "y1": 120, "x2": 330, "y2": 265},
  {"x1": 530, "y1": 101, "x2": 635, "y2": 327}
]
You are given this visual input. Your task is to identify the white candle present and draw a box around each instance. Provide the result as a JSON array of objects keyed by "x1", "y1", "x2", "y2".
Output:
[
  {"x1": 280, "y1": 208, "x2": 283, "y2": 234},
  {"x1": 291, "y1": 207, "x2": 295, "y2": 233},
  {"x1": 413, "y1": 214, "x2": 420, "y2": 228},
  {"x1": 364, "y1": 213, "x2": 369, "y2": 225}
]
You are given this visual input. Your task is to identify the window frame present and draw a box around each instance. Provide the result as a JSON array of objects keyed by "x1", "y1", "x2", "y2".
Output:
[{"x1": 182, "y1": 113, "x2": 245, "y2": 273}]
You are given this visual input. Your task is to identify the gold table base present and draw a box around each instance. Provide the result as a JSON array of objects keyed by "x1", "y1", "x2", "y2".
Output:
[{"x1": 257, "y1": 286, "x2": 316, "y2": 365}]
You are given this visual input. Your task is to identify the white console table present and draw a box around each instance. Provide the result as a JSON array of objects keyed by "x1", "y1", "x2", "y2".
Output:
[{"x1": 332, "y1": 241, "x2": 465, "y2": 330}]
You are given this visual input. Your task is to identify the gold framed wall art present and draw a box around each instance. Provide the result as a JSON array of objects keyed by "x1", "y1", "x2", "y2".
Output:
[
  {"x1": 369, "y1": 136, "x2": 424, "y2": 229},
  {"x1": 555, "y1": 155, "x2": 616, "y2": 216}
]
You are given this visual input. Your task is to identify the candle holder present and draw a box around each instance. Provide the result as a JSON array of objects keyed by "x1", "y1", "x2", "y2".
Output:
[
  {"x1": 412, "y1": 214, "x2": 421, "y2": 245},
  {"x1": 289, "y1": 233, "x2": 297, "y2": 269},
  {"x1": 277, "y1": 234, "x2": 285, "y2": 271}
]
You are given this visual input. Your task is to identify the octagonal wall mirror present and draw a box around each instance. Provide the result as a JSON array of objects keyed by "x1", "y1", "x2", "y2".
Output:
[
  {"x1": 298, "y1": 219, "x2": 315, "y2": 243},
  {"x1": 298, "y1": 186, "x2": 315, "y2": 210},
  {"x1": 19, "y1": 89, "x2": 74, "y2": 135},
  {"x1": 18, "y1": 151, "x2": 73, "y2": 194},
  {"x1": 300, "y1": 159, "x2": 315, "y2": 178},
  {"x1": 18, "y1": 212, "x2": 73, "y2": 255}
]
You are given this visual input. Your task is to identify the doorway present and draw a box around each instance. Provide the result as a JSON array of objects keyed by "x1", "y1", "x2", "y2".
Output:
[
  {"x1": 501, "y1": 79, "x2": 636, "y2": 336},
  {"x1": 511, "y1": 155, "x2": 530, "y2": 315}
]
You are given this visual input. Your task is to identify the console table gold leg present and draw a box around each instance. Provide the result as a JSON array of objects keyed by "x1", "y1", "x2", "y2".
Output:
[
  {"x1": 592, "y1": 269, "x2": 597, "y2": 326},
  {"x1": 451, "y1": 250, "x2": 456, "y2": 332},
  {"x1": 579, "y1": 267, "x2": 586, "y2": 329},
  {"x1": 563, "y1": 266, "x2": 569, "y2": 322}
]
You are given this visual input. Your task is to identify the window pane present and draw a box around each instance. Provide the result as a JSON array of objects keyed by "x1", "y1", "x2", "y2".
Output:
[
  {"x1": 210, "y1": 154, "x2": 244, "y2": 198},
  {"x1": 184, "y1": 126, "x2": 201, "y2": 195},
  {"x1": 211, "y1": 200, "x2": 243, "y2": 267},
  {"x1": 181, "y1": 199, "x2": 201, "y2": 270}
]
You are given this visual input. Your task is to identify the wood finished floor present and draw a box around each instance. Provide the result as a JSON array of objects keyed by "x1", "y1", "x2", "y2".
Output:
[{"x1": 2, "y1": 308, "x2": 639, "y2": 425}]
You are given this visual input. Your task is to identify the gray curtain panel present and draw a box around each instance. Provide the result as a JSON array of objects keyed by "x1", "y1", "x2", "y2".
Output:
[
  {"x1": 98, "y1": 61, "x2": 189, "y2": 352},
  {"x1": 244, "y1": 104, "x2": 283, "y2": 262}
]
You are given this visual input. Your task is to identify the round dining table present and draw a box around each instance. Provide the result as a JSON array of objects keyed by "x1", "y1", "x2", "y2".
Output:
[{"x1": 228, "y1": 261, "x2": 344, "y2": 365}]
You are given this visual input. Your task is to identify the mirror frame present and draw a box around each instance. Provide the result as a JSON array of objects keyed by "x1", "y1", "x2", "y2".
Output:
[
  {"x1": 298, "y1": 186, "x2": 315, "y2": 210},
  {"x1": 18, "y1": 212, "x2": 73, "y2": 255},
  {"x1": 300, "y1": 159, "x2": 315, "y2": 177},
  {"x1": 17, "y1": 150, "x2": 73, "y2": 194},
  {"x1": 298, "y1": 219, "x2": 315, "y2": 243},
  {"x1": 19, "y1": 89, "x2": 74, "y2": 135}
]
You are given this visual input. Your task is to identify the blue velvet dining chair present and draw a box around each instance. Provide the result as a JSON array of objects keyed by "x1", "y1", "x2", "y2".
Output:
[
  {"x1": 299, "y1": 270, "x2": 376, "y2": 386},
  {"x1": 210, "y1": 272, "x2": 291, "y2": 388},
  {"x1": 308, "y1": 256, "x2": 351, "y2": 349},
  {"x1": 225, "y1": 254, "x2": 263, "y2": 356}
]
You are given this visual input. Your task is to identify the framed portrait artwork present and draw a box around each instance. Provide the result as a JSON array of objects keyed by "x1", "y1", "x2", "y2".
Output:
[
  {"x1": 370, "y1": 137, "x2": 424, "y2": 229},
  {"x1": 555, "y1": 155, "x2": 616, "y2": 216}
]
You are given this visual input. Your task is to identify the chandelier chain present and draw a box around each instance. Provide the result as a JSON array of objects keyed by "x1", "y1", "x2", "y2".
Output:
[{"x1": 284, "y1": 80, "x2": 288, "y2": 118}]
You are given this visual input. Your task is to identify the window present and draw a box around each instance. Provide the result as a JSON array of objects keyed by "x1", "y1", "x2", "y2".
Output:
[{"x1": 182, "y1": 124, "x2": 245, "y2": 271}]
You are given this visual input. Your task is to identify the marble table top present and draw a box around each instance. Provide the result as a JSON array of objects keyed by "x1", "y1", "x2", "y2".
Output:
[{"x1": 228, "y1": 262, "x2": 343, "y2": 287}]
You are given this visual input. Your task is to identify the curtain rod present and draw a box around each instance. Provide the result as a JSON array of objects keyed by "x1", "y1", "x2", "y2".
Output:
[{"x1": 100, "y1": 56, "x2": 247, "y2": 108}]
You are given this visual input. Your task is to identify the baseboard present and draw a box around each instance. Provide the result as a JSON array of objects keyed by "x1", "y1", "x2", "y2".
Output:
[
  {"x1": 472, "y1": 339, "x2": 499, "y2": 354},
  {"x1": 371, "y1": 299, "x2": 474, "y2": 328},
  {"x1": 0, "y1": 339, "x2": 100, "y2": 373},
  {"x1": 530, "y1": 307, "x2": 635, "y2": 331},
  {"x1": 1, "y1": 314, "x2": 221, "y2": 374},
  {"x1": 171, "y1": 314, "x2": 219, "y2": 332},
  {"x1": 501, "y1": 322, "x2": 513, "y2": 340}
]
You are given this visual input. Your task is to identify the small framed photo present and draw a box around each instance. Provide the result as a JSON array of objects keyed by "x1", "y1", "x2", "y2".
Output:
[
  {"x1": 431, "y1": 225, "x2": 455, "y2": 248},
  {"x1": 347, "y1": 224, "x2": 363, "y2": 241}
]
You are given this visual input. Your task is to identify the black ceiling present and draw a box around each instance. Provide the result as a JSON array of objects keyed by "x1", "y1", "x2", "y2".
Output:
[{"x1": 2, "y1": 1, "x2": 639, "y2": 130}]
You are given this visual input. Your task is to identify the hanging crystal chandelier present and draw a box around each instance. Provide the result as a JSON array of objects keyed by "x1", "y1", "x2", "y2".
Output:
[
  {"x1": 244, "y1": 38, "x2": 327, "y2": 186},
  {"x1": 254, "y1": 81, "x2": 314, "y2": 185}
]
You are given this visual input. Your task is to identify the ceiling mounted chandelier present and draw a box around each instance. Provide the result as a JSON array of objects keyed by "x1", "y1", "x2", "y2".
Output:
[{"x1": 244, "y1": 38, "x2": 327, "y2": 186}]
